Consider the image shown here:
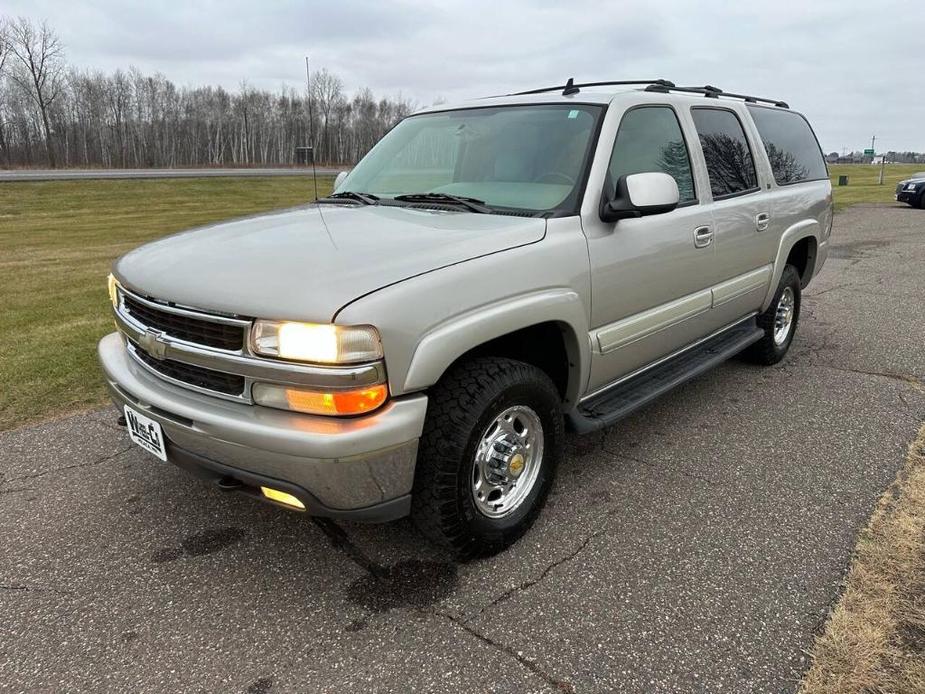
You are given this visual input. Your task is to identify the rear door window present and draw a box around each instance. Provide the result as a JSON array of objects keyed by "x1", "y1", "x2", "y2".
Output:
[
  {"x1": 746, "y1": 106, "x2": 828, "y2": 185},
  {"x1": 690, "y1": 108, "x2": 758, "y2": 199},
  {"x1": 607, "y1": 106, "x2": 696, "y2": 203}
]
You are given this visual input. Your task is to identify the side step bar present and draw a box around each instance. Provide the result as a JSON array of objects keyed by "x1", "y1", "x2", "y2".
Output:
[{"x1": 567, "y1": 319, "x2": 764, "y2": 433}]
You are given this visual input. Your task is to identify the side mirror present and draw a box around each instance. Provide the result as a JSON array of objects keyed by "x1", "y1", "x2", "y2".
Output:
[
  {"x1": 334, "y1": 171, "x2": 349, "y2": 191},
  {"x1": 600, "y1": 172, "x2": 680, "y2": 223}
]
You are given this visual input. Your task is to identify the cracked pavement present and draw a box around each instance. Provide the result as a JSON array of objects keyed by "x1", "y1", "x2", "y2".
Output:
[{"x1": 2, "y1": 204, "x2": 924, "y2": 693}]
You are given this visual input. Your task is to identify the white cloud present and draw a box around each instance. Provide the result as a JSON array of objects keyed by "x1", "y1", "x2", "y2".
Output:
[{"x1": 4, "y1": 0, "x2": 923, "y2": 150}]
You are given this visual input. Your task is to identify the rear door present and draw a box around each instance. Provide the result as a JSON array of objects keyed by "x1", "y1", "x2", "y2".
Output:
[
  {"x1": 689, "y1": 106, "x2": 774, "y2": 328},
  {"x1": 745, "y1": 105, "x2": 833, "y2": 292}
]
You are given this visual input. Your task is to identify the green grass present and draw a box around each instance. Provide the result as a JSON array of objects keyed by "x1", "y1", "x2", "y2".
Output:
[
  {"x1": 0, "y1": 176, "x2": 333, "y2": 431},
  {"x1": 829, "y1": 163, "x2": 924, "y2": 210}
]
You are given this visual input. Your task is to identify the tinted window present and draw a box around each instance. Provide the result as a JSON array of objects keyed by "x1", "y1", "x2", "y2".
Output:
[
  {"x1": 608, "y1": 106, "x2": 696, "y2": 203},
  {"x1": 691, "y1": 108, "x2": 758, "y2": 198},
  {"x1": 747, "y1": 106, "x2": 828, "y2": 184}
]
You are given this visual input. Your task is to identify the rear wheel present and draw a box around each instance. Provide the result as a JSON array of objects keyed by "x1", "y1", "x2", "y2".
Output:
[
  {"x1": 742, "y1": 264, "x2": 801, "y2": 365},
  {"x1": 411, "y1": 357, "x2": 563, "y2": 559}
]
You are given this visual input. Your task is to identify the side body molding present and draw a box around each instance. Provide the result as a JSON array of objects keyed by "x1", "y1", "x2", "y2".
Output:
[
  {"x1": 403, "y1": 289, "x2": 591, "y2": 404},
  {"x1": 761, "y1": 219, "x2": 820, "y2": 311},
  {"x1": 595, "y1": 290, "x2": 712, "y2": 354}
]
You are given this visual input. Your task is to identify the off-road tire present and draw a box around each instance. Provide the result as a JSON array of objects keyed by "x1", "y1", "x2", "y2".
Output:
[
  {"x1": 742, "y1": 264, "x2": 801, "y2": 365},
  {"x1": 411, "y1": 357, "x2": 563, "y2": 559}
]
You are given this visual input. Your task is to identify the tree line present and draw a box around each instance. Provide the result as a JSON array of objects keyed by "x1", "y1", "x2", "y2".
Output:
[{"x1": 0, "y1": 15, "x2": 416, "y2": 168}]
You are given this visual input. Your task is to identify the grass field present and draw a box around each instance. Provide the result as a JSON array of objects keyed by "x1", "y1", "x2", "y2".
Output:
[
  {"x1": 0, "y1": 176, "x2": 333, "y2": 431},
  {"x1": 0, "y1": 164, "x2": 921, "y2": 431},
  {"x1": 828, "y1": 163, "x2": 924, "y2": 210}
]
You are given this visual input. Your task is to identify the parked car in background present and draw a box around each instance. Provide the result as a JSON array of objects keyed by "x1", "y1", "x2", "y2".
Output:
[
  {"x1": 99, "y1": 79, "x2": 833, "y2": 558},
  {"x1": 896, "y1": 172, "x2": 925, "y2": 208}
]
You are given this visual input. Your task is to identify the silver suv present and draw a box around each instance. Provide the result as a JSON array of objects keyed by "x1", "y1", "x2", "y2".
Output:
[{"x1": 99, "y1": 79, "x2": 833, "y2": 557}]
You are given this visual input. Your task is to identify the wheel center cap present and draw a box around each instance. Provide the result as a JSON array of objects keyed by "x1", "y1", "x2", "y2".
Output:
[{"x1": 508, "y1": 453, "x2": 525, "y2": 478}]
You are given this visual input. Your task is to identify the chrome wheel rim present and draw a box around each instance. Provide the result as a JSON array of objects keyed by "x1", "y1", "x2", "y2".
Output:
[
  {"x1": 773, "y1": 286, "x2": 796, "y2": 346},
  {"x1": 471, "y1": 405, "x2": 544, "y2": 519}
]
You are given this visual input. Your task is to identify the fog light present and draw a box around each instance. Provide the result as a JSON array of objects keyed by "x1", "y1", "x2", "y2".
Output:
[
  {"x1": 260, "y1": 486, "x2": 305, "y2": 510},
  {"x1": 253, "y1": 382, "x2": 388, "y2": 416}
]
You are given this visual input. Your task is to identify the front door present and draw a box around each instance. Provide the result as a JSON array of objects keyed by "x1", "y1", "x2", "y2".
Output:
[{"x1": 583, "y1": 105, "x2": 717, "y2": 392}]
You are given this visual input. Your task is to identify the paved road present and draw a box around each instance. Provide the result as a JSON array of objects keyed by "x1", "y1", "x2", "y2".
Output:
[
  {"x1": 2, "y1": 204, "x2": 924, "y2": 693},
  {"x1": 0, "y1": 167, "x2": 339, "y2": 182}
]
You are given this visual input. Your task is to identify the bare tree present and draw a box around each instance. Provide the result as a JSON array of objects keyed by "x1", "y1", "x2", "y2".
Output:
[
  {"x1": 0, "y1": 17, "x2": 10, "y2": 164},
  {"x1": 6, "y1": 17, "x2": 65, "y2": 167}
]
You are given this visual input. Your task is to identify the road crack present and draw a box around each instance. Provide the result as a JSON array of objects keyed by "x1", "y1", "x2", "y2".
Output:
[
  {"x1": 821, "y1": 365, "x2": 924, "y2": 391},
  {"x1": 479, "y1": 530, "x2": 605, "y2": 614},
  {"x1": 435, "y1": 608, "x2": 574, "y2": 692},
  {"x1": 5, "y1": 445, "x2": 134, "y2": 483},
  {"x1": 0, "y1": 583, "x2": 71, "y2": 595}
]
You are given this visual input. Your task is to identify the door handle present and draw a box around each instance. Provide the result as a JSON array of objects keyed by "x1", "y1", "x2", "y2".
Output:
[
  {"x1": 756, "y1": 212, "x2": 770, "y2": 232},
  {"x1": 693, "y1": 225, "x2": 713, "y2": 248}
]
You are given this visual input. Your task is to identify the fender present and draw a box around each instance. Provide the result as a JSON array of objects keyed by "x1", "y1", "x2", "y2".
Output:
[
  {"x1": 761, "y1": 219, "x2": 820, "y2": 311},
  {"x1": 402, "y1": 289, "x2": 591, "y2": 405}
]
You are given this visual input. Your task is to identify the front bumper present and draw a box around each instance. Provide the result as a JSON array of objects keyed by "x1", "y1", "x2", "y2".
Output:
[
  {"x1": 896, "y1": 189, "x2": 921, "y2": 204},
  {"x1": 98, "y1": 332, "x2": 427, "y2": 521}
]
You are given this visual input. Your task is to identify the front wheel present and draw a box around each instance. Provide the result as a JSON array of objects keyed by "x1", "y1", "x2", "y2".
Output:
[
  {"x1": 742, "y1": 264, "x2": 802, "y2": 365},
  {"x1": 411, "y1": 357, "x2": 563, "y2": 559}
]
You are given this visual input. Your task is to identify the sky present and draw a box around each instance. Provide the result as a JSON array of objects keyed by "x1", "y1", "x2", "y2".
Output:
[{"x1": 4, "y1": 0, "x2": 924, "y2": 153}]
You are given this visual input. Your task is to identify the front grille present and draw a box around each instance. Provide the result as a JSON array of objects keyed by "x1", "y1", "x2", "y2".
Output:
[
  {"x1": 123, "y1": 295, "x2": 245, "y2": 351},
  {"x1": 130, "y1": 341, "x2": 246, "y2": 396}
]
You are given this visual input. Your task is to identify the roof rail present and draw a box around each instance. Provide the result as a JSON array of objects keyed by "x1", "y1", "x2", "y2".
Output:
[
  {"x1": 644, "y1": 83, "x2": 789, "y2": 109},
  {"x1": 511, "y1": 78, "x2": 676, "y2": 97}
]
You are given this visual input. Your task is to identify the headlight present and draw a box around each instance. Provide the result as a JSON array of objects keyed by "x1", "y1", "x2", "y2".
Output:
[
  {"x1": 905, "y1": 182, "x2": 921, "y2": 191},
  {"x1": 107, "y1": 273, "x2": 119, "y2": 307},
  {"x1": 251, "y1": 320, "x2": 382, "y2": 364}
]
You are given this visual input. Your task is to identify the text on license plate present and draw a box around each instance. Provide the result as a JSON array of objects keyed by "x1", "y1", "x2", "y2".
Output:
[{"x1": 124, "y1": 405, "x2": 167, "y2": 461}]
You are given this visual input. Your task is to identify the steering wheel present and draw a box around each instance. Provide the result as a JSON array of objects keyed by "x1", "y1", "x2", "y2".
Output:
[{"x1": 535, "y1": 171, "x2": 575, "y2": 185}]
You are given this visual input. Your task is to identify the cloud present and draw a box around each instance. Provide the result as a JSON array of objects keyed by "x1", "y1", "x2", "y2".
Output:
[{"x1": 3, "y1": 0, "x2": 924, "y2": 150}]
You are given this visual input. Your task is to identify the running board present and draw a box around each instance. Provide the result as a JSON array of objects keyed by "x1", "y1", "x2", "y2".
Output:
[{"x1": 567, "y1": 319, "x2": 764, "y2": 433}]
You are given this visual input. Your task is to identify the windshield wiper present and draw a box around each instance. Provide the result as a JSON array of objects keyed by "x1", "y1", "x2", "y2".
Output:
[
  {"x1": 393, "y1": 192, "x2": 491, "y2": 213},
  {"x1": 317, "y1": 191, "x2": 380, "y2": 205}
]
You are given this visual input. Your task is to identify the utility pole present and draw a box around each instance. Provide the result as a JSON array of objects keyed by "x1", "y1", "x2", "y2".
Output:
[{"x1": 305, "y1": 56, "x2": 319, "y2": 201}]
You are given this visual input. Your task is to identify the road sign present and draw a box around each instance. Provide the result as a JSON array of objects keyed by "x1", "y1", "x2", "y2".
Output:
[{"x1": 864, "y1": 148, "x2": 875, "y2": 156}]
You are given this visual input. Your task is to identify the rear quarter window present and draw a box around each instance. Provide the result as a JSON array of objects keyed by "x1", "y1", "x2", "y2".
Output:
[{"x1": 746, "y1": 106, "x2": 828, "y2": 185}]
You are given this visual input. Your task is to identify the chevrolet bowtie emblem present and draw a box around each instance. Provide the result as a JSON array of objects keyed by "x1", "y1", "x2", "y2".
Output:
[{"x1": 139, "y1": 329, "x2": 169, "y2": 360}]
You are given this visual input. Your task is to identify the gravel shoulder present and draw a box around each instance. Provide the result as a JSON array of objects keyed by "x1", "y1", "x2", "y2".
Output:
[{"x1": 1, "y1": 204, "x2": 923, "y2": 692}]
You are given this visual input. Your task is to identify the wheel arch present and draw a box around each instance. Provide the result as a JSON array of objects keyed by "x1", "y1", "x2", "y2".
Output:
[
  {"x1": 761, "y1": 221, "x2": 821, "y2": 311},
  {"x1": 401, "y1": 290, "x2": 590, "y2": 407}
]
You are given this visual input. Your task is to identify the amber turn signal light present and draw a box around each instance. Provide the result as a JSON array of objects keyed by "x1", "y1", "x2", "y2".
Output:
[{"x1": 252, "y1": 382, "x2": 388, "y2": 416}]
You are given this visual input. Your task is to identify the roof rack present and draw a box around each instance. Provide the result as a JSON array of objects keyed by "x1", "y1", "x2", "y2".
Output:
[
  {"x1": 644, "y1": 83, "x2": 789, "y2": 109},
  {"x1": 511, "y1": 78, "x2": 676, "y2": 96},
  {"x1": 504, "y1": 78, "x2": 789, "y2": 109}
]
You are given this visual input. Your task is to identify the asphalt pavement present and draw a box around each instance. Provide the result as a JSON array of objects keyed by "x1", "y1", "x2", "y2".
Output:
[
  {"x1": 1, "y1": 204, "x2": 924, "y2": 693},
  {"x1": 0, "y1": 168, "x2": 340, "y2": 182}
]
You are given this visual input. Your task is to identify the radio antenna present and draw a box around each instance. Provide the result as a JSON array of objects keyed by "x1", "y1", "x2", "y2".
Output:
[{"x1": 305, "y1": 56, "x2": 319, "y2": 201}]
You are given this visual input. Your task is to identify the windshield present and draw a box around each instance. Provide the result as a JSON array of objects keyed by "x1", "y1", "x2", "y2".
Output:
[{"x1": 337, "y1": 104, "x2": 603, "y2": 215}]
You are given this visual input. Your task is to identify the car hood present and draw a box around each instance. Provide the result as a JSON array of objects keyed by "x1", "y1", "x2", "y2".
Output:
[
  {"x1": 900, "y1": 176, "x2": 925, "y2": 185},
  {"x1": 114, "y1": 204, "x2": 546, "y2": 322}
]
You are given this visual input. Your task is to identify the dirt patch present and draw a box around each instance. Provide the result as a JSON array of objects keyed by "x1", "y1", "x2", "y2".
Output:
[{"x1": 799, "y1": 424, "x2": 925, "y2": 693}]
